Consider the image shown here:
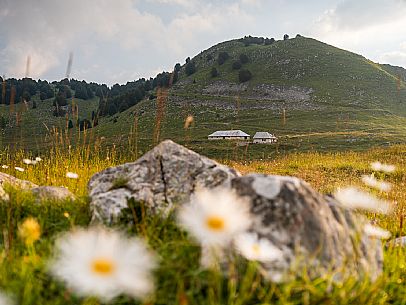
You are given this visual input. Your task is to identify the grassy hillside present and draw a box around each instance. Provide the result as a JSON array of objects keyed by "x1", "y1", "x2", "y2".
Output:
[
  {"x1": 0, "y1": 145, "x2": 404, "y2": 304},
  {"x1": 1, "y1": 36, "x2": 406, "y2": 159}
]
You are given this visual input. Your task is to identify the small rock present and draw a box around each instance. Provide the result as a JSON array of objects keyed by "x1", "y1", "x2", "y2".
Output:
[
  {"x1": 0, "y1": 172, "x2": 38, "y2": 200},
  {"x1": 31, "y1": 186, "x2": 76, "y2": 201}
]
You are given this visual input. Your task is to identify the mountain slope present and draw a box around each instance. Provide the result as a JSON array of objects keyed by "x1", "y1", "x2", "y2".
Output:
[{"x1": 1, "y1": 36, "x2": 406, "y2": 159}]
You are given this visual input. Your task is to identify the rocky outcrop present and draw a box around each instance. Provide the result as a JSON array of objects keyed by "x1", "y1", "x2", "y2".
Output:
[
  {"x1": 0, "y1": 172, "x2": 75, "y2": 202},
  {"x1": 31, "y1": 186, "x2": 76, "y2": 201},
  {"x1": 231, "y1": 174, "x2": 383, "y2": 281},
  {"x1": 88, "y1": 140, "x2": 239, "y2": 224},
  {"x1": 0, "y1": 172, "x2": 38, "y2": 200},
  {"x1": 88, "y1": 140, "x2": 384, "y2": 281}
]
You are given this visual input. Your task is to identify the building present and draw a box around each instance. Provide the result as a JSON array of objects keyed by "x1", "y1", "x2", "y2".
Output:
[
  {"x1": 253, "y1": 132, "x2": 278, "y2": 144},
  {"x1": 208, "y1": 130, "x2": 250, "y2": 140}
]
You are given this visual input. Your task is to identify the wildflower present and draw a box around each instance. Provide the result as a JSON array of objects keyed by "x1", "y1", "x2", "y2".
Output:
[
  {"x1": 234, "y1": 232, "x2": 283, "y2": 263},
  {"x1": 334, "y1": 187, "x2": 391, "y2": 214},
  {"x1": 364, "y1": 224, "x2": 391, "y2": 239},
  {"x1": 14, "y1": 167, "x2": 24, "y2": 172},
  {"x1": 370, "y1": 161, "x2": 395, "y2": 173},
  {"x1": 361, "y1": 175, "x2": 391, "y2": 192},
  {"x1": 66, "y1": 172, "x2": 79, "y2": 179},
  {"x1": 18, "y1": 217, "x2": 41, "y2": 245},
  {"x1": 49, "y1": 227, "x2": 156, "y2": 302},
  {"x1": 178, "y1": 187, "x2": 252, "y2": 247},
  {"x1": 63, "y1": 212, "x2": 70, "y2": 218},
  {"x1": 1, "y1": 165, "x2": 8, "y2": 169},
  {"x1": 0, "y1": 292, "x2": 13, "y2": 305},
  {"x1": 35, "y1": 157, "x2": 42, "y2": 162},
  {"x1": 23, "y1": 159, "x2": 35, "y2": 165}
]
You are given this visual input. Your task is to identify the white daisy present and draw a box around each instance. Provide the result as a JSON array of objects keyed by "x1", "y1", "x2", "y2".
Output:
[
  {"x1": 234, "y1": 232, "x2": 283, "y2": 263},
  {"x1": 35, "y1": 157, "x2": 42, "y2": 162},
  {"x1": 364, "y1": 224, "x2": 391, "y2": 239},
  {"x1": 178, "y1": 187, "x2": 252, "y2": 247},
  {"x1": 49, "y1": 227, "x2": 156, "y2": 302},
  {"x1": 370, "y1": 161, "x2": 395, "y2": 173},
  {"x1": 361, "y1": 175, "x2": 391, "y2": 192},
  {"x1": 14, "y1": 167, "x2": 24, "y2": 172},
  {"x1": 23, "y1": 159, "x2": 34, "y2": 165},
  {"x1": 66, "y1": 172, "x2": 79, "y2": 179},
  {"x1": 1, "y1": 165, "x2": 8, "y2": 169},
  {"x1": 0, "y1": 292, "x2": 13, "y2": 305},
  {"x1": 334, "y1": 187, "x2": 391, "y2": 214}
]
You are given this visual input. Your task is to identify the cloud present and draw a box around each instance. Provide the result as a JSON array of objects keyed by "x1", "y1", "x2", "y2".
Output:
[{"x1": 0, "y1": 0, "x2": 257, "y2": 83}]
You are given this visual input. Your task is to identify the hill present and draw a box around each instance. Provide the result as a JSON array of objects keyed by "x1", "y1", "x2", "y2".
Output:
[{"x1": 1, "y1": 35, "x2": 406, "y2": 158}]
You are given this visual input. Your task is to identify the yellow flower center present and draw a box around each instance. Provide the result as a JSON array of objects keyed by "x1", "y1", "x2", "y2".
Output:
[
  {"x1": 91, "y1": 258, "x2": 115, "y2": 276},
  {"x1": 206, "y1": 216, "x2": 225, "y2": 231},
  {"x1": 252, "y1": 244, "x2": 260, "y2": 255}
]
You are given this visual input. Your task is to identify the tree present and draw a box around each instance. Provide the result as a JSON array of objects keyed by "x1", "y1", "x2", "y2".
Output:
[
  {"x1": 239, "y1": 54, "x2": 249, "y2": 64},
  {"x1": 107, "y1": 103, "x2": 118, "y2": 116},
  {"x1": 32, "y1": 100, "x2": 37, "y2": 109},
  {"x1": 239, "y1": 69, "x2": 252, "y2": 83},
  {"x1": 79, "y1": 119, "x2": 92, "y2": 131},
  {"x1": 68, "y1": 119, "x2": 74, "y2": 129},
  {"x1": 54, "y1": 92, "x2": 67, "y2": 107},
  {"x1": 284, "y1": 34, "x2": 289, "y2": 40},
  {"x1": 232, "y1": 61, "x2": 242, "y2": 70},
  {"x1": 210, "y1": 67, "x2": 219, "y2": 78},
  {"x1": 174, "y1": 63, "x2": 181, "y2": 72},
  {"x1": 218, "y1": 52, "x2": 229, "y2": 65},
  {"x1": 185, "y1": 57, "x2": 191, "y2": 64},
  {"x1": 185, "y1": 61, "x2": 196, "y2": 76}
]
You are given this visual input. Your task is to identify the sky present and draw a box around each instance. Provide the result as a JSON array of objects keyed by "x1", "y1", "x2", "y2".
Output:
[{"x1": 1, "y1": 0, "x2": 406, "y2": 86}]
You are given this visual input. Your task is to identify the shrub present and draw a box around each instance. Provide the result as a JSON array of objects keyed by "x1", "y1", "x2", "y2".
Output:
[
  {"x1": 210, "y1": 67, "x2": 219, "y2": 78},
  {"x1": 239, "y1": 69, "x2": 252, "y2": 83},
  {"x1": 218, "y1": 52, "x2": 229, "y2": 65},
  {"x1": 232, "y1": 61, "x2": 242, "y2": 70},
  {"x1": 185, "y1": 62, "x2": 196, "y2": 76},
  {"x1": 239, "y1": 54, "x2": 249, "y2": 64}
]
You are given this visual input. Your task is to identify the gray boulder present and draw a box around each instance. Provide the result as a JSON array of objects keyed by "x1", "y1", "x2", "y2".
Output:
[
  {"x1": 0, "y1": 172, "x2": 75, "y2": 202},
  {"x1": 87, "y1": 140, "x2": 383, "y2": 281},
  {"x1": 231, "y1": 174, "x2": 383, "y2": 281},
  {"x1": 88, "y1": 140, "x2": 239, "y2": 224},
  {"x1": 31, "y1": 186, "x2": 76, "y2": 201},
  {"x1": 0, "y1": 172, "x2": 38, "y2": 200}
]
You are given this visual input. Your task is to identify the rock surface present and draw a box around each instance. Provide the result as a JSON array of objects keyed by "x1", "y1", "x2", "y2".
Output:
[
  {"x1": 0, "y1": 172, "x2": 38, "y2": 200},
  {"x1": 88, "y1": 140, "x2": 384, "y2": 281},
  {"x1": 0, "y1": 172, "x2": 75, "y2": 202},
  {"x1": 31, "y1": 186, "x2": 76, "y2": 201},
  {"x1": 231, "y1": 174, "x2": 383, "y2": 281},
  {"x1": 88, "y1": 140, "x2": 239, "y2": 224},
  {"x1": 386, "y1": 236, "x2": 406, "y2": 247}
]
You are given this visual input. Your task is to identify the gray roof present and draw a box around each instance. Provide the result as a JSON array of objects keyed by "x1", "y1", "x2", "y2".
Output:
[
  {"x1": 208, "y1": 130, "x2": 250, "y2": 137},
  {"x1": 253, "y1": 132, "x2": 277, "y2": 139}
]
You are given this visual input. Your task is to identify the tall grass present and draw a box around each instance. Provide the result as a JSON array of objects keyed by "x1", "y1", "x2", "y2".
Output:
[{"x1": 0, "y1": 144, "x2": 405, "y2": 304}]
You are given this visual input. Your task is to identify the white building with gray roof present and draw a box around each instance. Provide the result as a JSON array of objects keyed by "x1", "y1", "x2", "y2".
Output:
[
  {"x1": 253, "y1": 132, "x2": 278, "y2": 144},
  {"x1": 208, "y1": 130, "x2": 250, "y2": 140}
]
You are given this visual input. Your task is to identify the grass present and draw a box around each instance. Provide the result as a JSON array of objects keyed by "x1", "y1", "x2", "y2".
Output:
[
  {"x1": 0, "y1": 143, "x2": 405, "y2": 304},
  {"x1": 1, "y1": 36, "x2": 406, "y2": 158}
]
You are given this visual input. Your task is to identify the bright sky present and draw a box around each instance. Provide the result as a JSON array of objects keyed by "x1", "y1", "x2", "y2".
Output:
[{"x1": 1, "y1": 0, "x2": 406, "y2": 85}]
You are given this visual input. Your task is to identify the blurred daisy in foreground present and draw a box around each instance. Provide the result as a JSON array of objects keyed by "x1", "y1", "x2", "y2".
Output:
[
  {"x1": 66, "y1": 172, "x2": 79, "y2": 179},
  {"x1": 178, "y1": 187, "x2": 252, "y2": 247},
  {"x1": 14, "y1": 167, "x2": 24, "y2": 172},
  {"x1": 0, "y1": 292, "x2": 13, "y2": 305},
  {"x1": 18, "y1": 217, "x2": 41, "y2": 246},
  {"x1": 361, "y1": 175, "x2": 391, "y2": 192},
  {"x1": 364, "y1": 224, "x2": 391, "y2": 239},
  {"x1": 49, "y1": 227, "x2": 156, "y2": 302},
  {"x1": 370, "y1": 161, "x2": 395, "y2": 173},
  {"x1": 334, "y1": 187, "x2": 391, "y2": 214},
  {"x1": 234, "y1": 232, "x2": 283, "y2": 263}
]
